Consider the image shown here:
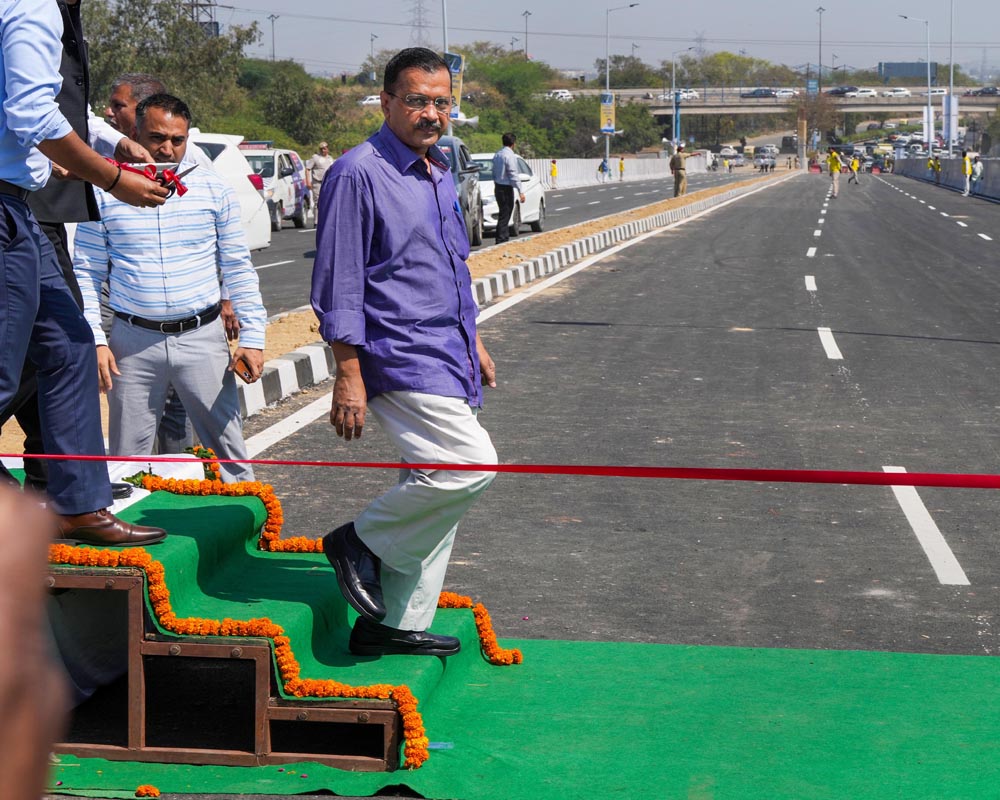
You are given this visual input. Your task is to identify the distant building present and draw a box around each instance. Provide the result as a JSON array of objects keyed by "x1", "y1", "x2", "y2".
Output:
[{"x1": 878, "y1": 61, "x2": 939, "y2": 84}]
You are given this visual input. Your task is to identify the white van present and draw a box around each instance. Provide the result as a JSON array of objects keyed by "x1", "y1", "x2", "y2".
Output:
[{"x1": 187, "y1": 130, "x2": 272, "y2": 251}]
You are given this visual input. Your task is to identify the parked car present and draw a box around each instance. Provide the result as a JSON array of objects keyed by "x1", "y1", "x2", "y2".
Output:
[
  {"x1": 240, "y1": 145, "x2": 310, "y2": 231},
  {"x1": 436, "y1": 135, "x2": 484, "y2": 246},
  {"x1": 845, "y1": 88, "x2": 878, "y2": 98},
  {"x1": 358, "y1": 95, "x2": 381, "y2": 106},
  {"x1": 922, "y1": 87, "x2": 947, "y2": 96},
  {"x1": 882, "y1": 87, "x2": 912, "y2": 97},
  {"x1": 825, "y1": 85, "x2": 858, "y2": 96},
  {"x1": 471, "y1": 151, "x2": 546, "y2": 236},
  {"x1": 775, "y1": 88, "x2": 799, "y2": 98},
  {"x1": 187, "y1": 130, "x2": 271, "y2": 251},
  {"x1": 964, "y1": 86, "x2": 999, "y2": 96},
  {"x1": 740, "y1": 88, "x2": 777, "y2": 98},
  {"x1": 718, "y1": 145, "x2": 738, "y2": 156}
]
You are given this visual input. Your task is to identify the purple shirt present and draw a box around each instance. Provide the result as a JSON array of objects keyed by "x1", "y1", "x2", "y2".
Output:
[{"x1": 311, "y1": 124, "x2": 481, "y2": 406}]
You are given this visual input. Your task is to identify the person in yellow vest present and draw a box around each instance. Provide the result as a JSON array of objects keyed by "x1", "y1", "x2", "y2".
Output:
[
  {"x1": 932, "y1": 156, "x2": 942, "y2": 184},
  {"x1": 847, "y1": 155, "x2": 860, "y2": 185},
  {"x1": 549, "y1": 159, "x2": 558, "y2": 189},
  {"x1": 826, "y1": 150, "x2": 843, "y2": 198},
  {"x1": 961, "y1": 150, "x2": 973, "y2": 196},
  {"x1": 927, "y1": 154, "x2": 935, "y2": 179},
  {"x1": 618, "y1": 156, "x2": 625, "y2": 181},
  {"x1": 670, "y1": 143, "x2": 692, "y2": 196}
]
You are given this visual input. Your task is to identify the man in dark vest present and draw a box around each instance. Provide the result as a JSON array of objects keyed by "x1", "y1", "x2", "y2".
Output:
[{"x1": 0, "y1": 0, "x2": 151, "y2": 493}]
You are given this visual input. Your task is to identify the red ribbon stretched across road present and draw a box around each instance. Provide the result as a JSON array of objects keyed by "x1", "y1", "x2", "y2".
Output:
[{"x1": 3, "y1": 452, "x2": 1000, "y2": 490}]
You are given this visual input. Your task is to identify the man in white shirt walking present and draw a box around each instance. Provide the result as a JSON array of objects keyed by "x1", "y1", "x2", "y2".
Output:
[
  {"x1": 491, "y1": 132, "x2": 525, "y2": 244},
  {"x1": 74, "y1": 94, "x2": 267, "y2": 482}
]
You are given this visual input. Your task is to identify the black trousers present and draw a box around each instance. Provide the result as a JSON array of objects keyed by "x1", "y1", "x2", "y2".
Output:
[{"x1": 494, "y1": 184, "x2": 515, "y2": 243}]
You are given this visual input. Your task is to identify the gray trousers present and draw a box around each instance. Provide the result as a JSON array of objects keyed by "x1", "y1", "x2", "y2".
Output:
[{"x1": 107, "y1": 316, "x2": 253, "y2": 482}]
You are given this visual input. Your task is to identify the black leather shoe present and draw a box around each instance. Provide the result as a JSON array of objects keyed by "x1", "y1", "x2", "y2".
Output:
[
  {"x1": 349, "y1": 617, "x2": 461, "y2": 657},
  {"x1": 56, "y1": 508, "x2": 167, "y2": 547},
  {"x1": 322, "y1": 522, "x2": 386, "y2": 622}
]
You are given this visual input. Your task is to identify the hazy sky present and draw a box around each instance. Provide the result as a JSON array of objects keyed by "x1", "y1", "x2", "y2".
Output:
[{"x1": 216, "y1": 0, "x2": 1000, "y2": 80}]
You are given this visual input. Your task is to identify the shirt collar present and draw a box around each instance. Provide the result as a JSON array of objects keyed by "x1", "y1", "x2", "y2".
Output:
[{"x1": 374, "y1": 123, "x2": 448, "y2": 176}]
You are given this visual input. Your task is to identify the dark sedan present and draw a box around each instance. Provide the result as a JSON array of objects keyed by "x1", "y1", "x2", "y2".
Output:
[
  {"x1": 825, "y1": 85, "x2": 859, "y2": 96},
  {"x1": 739, "y1": 88, "x2": 777, "y2": 99}
]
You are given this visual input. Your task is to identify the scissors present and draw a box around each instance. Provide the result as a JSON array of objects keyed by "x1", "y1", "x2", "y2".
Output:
[{"x1": 159, "y1": 163, "x2": 198, "y2": 198}]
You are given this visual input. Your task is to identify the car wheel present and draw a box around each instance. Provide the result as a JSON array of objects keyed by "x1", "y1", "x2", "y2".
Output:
[
  {"x1": 270, "y1": 202, "x2": 282, "y2": 232},
  {"x1": 471, "y1": 202, "x2": 483, "y2": 246},
  {"x1": 510, "y1": 203, "x2": 520, "y2": 237},
  {"x1": 530, "y1": 200, "x2": 545, "y2": 232},
  {"x1": 292, "y1": 201, "x2": 306, "y2": 229}
]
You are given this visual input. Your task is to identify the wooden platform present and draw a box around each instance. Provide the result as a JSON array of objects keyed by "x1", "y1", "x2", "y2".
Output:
[{"x1": 48, "y1": 566, "x2": 401, "y2": 771}]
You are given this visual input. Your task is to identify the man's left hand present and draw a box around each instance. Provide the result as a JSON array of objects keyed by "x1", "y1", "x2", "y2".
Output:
[
  {"x1": 229, "y1": 347, "x2": 264, "y2": 383},
  {"x1": 221, "y1": 300, "x2": 241, "y2": 341},
  {"x1": 114, "y1": 138, "x2": 154, "y2": 164},
  {"x1": 476, "y1": 334, "x2": 496, "y2": 388}
]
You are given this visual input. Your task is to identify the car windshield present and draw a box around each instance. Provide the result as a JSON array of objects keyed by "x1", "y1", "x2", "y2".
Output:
[
  {"x1": 245, "y1": 155, "x2": 274, "y2": 178},
  {"x1": 471, "y1": 158, "x2": 493, "y2": 182}
]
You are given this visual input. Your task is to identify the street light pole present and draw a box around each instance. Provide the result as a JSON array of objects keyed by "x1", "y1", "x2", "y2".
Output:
[
  {"x1": 604, "y1": 3, "x2": 639, "y2": 170},
  {"x1": 900, "y1": 14, "x2": 933, "y2": 148},
  {"x1": 948, "y1": 0, "x2": 955, "y2": 155},
  {"x1": 816, "y1": 6, "x2": 825, "y2": 94},
  {"x1": 267, "y1": 13, "x2": 278, "y2": 62},
  {"x1": 370, "y1": 33, "x2": 378, "y2": 82},
  {"x1": 522, "y1": 10, "x2": 531, "y2": 60},
  {"x1": 671, "y1": 46, "x2": 694, "y2": 145}
]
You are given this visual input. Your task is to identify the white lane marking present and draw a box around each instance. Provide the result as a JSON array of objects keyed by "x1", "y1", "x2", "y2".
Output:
[
  {"x1": 613, "y1": 196, "x2": 625, "y2": 200},
  {"x1": 956, "y1": 221, "x2": 968, "y2": 227},
  {"x1": 817, "y1": 327, "x2": 843, "y2": 359},
  {"x1": 919, "y1": 200, "x2": 926, "y2": 204},
  {"x1": 555, "y1": 206, "x2": 571, "y2": 211},
  {"x1": 551, "y1": 194, "x2": 564, "y2": 198},
  {"x1": 818, "y1": 219, "x2": 825, "y2": 225},
  {"x1": 941, "y1": 212, "x2": 949, "y2": 217},
  {"x1": 805, "y1": 275, "x2": 817, "y2": 291},
  {"x1": 255, "y1": 260, "x2": 295, "y2": 271},
  {"x1": 299, "y1": 228, "x2": 317, "y2": 234},
  {"x1": 807, "y1": 247, "x2": 817, "y2": 258},
  {"x1": 928, "y1": 206, "x2": 936, "y2": 210},
  {"x1": 587, "y1": 201, "x2": 601, "y2": 205},
  {"x1": 882, "y1": 466, "x2": 970, "y2": 586},
  {"x1": 813, "y1": 229, "x2": 822, "y2": 237},
  {"x1": 977, "y1": 233, "x2": 992, "y2": 240},
  {"x1": 245, "y1": 394, "x2": 333, "y2": 457}
]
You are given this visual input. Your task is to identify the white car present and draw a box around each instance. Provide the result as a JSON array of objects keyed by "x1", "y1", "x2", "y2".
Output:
[
  {"x1": 775, "y1": 88, "x2": 799, "y2": 98},
  {"x1": 882, "y1": 87, "x2": 912, "y2": 97},
  {"x1": 240, "y1": 145, "x2": 310, "y2": 231},
  {"x1": 845, "y1": 88, "x2": 877, "y2": 98},
  {"x1": 471, "y1": 153, "x2": 546, "y2": 236},
  {"x1": 923, "y1": 87, "x2": 947, "y2": 96},
  {"x1": 545, "y1": 89, "x2": 574, "y2": 101},
  {"x1": 187, "y1": 130, "x2": 271, "y2": 251},
  {"x1": 358, "y1": 95, "x2": 381, "y2": 106},
  {"x1": 658, "y1": 89, "x2": 699, "y2": 101}
]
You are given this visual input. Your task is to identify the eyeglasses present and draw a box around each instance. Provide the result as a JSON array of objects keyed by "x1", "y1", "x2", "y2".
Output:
[{"x1": 387, "y1": 92, "x2": 453, "y2": 112}]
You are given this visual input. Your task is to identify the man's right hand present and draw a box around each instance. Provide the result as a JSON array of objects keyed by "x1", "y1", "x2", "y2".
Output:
[
  {"x1": 330, "y1": 372, "x2": 367, "y2": 441},
  {"x1": 110, "y1": 169, "x2": 169, "y2": 208},
  {"x1": 96, "y1": 345, "x2": 120, "y2": 393}
]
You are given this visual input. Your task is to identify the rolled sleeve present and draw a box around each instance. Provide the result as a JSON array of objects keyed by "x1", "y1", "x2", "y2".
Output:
[{"x1": 310, "y1": 172, "x2": 372, "y2": 346}]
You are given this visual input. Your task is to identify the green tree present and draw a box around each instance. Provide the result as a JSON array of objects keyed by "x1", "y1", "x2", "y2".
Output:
[{"x1": 83, "y1": 0, "x2": 259, "y2": 127}]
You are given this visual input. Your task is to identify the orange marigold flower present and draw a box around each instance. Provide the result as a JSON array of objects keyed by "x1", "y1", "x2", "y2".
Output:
[{"x1": 135, "y1": 786, "x2": 160, "y2": 798}]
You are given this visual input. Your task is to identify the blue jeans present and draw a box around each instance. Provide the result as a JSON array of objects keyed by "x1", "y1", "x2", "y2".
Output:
[{"x1": 0, "y1": 196, "x2": 111, "y2": 514}]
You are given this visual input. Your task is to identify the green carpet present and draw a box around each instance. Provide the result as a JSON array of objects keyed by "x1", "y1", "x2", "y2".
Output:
[{"x1": 48, "y1": 490, "x2": 1000, "y2": 799}]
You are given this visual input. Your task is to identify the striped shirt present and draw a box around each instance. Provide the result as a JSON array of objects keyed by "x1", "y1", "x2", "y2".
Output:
[{"x1": 73, "y1": 156, "x2": 266, "y2": 349}]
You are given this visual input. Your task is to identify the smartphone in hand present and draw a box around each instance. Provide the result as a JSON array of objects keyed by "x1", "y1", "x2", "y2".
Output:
[{"x1": 232, "y1": 354, "x2": 254, "y2": 383}]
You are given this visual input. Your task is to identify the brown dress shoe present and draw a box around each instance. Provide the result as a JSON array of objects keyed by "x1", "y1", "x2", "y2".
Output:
[{"x1": 56, "y1": 509, "x2": 167, "y2": 547}]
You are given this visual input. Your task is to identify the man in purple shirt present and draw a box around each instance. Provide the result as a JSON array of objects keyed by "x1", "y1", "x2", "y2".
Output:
[{"x1": 311, "y1": 48, "x2": 498, "y2": 658}]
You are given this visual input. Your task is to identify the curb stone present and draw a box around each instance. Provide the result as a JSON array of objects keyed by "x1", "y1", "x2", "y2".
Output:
[{"x1": 237, "y1": 178, "x2": 784, "y2": 419}]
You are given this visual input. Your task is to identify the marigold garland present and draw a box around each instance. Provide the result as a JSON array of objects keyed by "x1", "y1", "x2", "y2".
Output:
[
  {"x1": 135, "y1": 786, "x2": 160, "y2": 798},
  {"x1": 48, "y1": 476, "x2": 521, "y2": 769}
]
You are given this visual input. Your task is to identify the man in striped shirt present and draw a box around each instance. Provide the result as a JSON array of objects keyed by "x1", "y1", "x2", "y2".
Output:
[{"x1": 73, "y1": 94, "x2": 266, "y2": 482}]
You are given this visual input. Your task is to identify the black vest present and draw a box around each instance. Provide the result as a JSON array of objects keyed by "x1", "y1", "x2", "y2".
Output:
[{"x1": 28, "y1": 0, "x2": 101, "y2": 224}]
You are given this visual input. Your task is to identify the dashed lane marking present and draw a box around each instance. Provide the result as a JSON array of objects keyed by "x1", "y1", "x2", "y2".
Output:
[
  {"x1": 817, "y1": 327, "x2": 843, "y2": 360},
  {"x1": 807, "y1": 247, "x2": 817, "y2": 257},
  {"x1": 979, "y1": 233, "x2": 993, "y2": 241},
  {"x1": 805, "y1": 275, "x2": 817, "y2": 291}
]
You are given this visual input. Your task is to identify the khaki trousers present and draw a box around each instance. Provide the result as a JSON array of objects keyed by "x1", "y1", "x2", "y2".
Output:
[{"x1": 673, "y1": 170, "x2": 687, "y2": 197}]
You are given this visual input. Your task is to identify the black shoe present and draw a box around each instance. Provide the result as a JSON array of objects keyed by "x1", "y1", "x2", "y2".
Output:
[
  {"x1": 349, "y1": 617, "x2": 461, "y2": 657},
  {"x1": 322, "y1": 522, "x2": 386, "y2": 622},
  {"x1": 111, "y1": 482, "x2": 134, "y2": 500}
]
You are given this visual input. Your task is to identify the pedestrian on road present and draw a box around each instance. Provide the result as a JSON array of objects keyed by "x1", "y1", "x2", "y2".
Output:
[
  {"x1": 305, "y1": 141, "x2": 334, "y2": 225},
  {"x1": 933, "y1": 156, "x2": 942, "y2": 185},
  {"x1": 670, "y1": 143, "x2": 691, "y2": 197},
  {"x1": 970, "y1": 155, "x2": 984, "y2": 195},
  {"x1": 618, "y1": 156, "x2": 625, "y2": 181},
  {"x1": 491, "y1": 132, "x2": 526, "y2": 244},
  {"x1": 848, "y1": 155, "x2": 860, "y2": 185},
  {"x1": 0, "y1": 0, "x2": 172, "y2": 549},
  {"x1": 597, "y1": 157, "x2": 609, "y2": 182},
  {"x1": 549, "y1": 158, "x2": 558, "y2": 188},
  {"x1": 311, "y1": 47, "x2": 499, "y2": 659},
  {"x1": 962, "y1": 150, "x2": 973, "y2": 196},
  {"x1": 826, "y1": 150, "x2": 843, "y2": 198}
]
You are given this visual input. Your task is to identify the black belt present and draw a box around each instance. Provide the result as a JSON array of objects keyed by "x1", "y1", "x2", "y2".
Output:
[
  {"x1": 115, "y1": 303, "x2": 221, "y2": 334},
  {"x1": 0, "y1": 179, "x2": 29, "y2": 202}
]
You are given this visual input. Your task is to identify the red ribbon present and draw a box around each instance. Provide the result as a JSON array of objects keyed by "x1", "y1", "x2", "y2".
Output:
[
  {"x1": 3, "y1": 452, "x2": 1000, "y2": 490},
  {"x1": 106, "y1": 159, "x2": 188, "y2": 196}
]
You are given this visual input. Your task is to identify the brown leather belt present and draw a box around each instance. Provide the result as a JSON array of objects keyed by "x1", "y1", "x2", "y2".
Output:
[
  {"x1": 0, "y1": 179, "x2": 30, "y2": 202},
  {"x1": 115, "y1": 303, "x2": 221, "y2": 334}
]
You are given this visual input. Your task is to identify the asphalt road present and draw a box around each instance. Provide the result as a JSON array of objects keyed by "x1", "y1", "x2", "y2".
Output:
[
  {"x1": 248, "y1": 170, "x2": 1000, "y2": 656},
  {"x1": 250, "y1": 168, "x2": 750, "y2": 315}
]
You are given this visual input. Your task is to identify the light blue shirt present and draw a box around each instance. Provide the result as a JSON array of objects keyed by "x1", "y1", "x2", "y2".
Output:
[
  {"x1": 491, "y1": 146, "x2": 523, "y2": 189},
  {"x1": 73, "y1": 154, "x2": 267, "y2": 349},
  {"x1": 0, "y1": 0, "x2": 74, "y2": 189}
]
